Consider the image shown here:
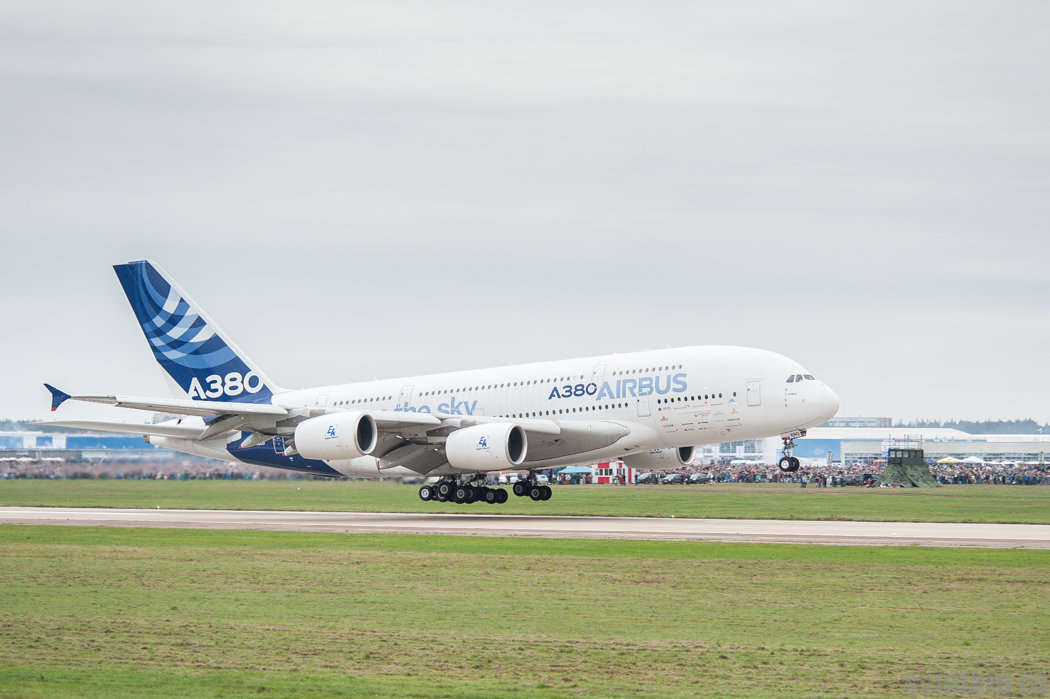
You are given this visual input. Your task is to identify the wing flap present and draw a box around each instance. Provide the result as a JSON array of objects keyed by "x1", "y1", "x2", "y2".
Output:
[
  {"x1": 522, "y1": 420, "x2": 632, "y2": 462},
  {"x1": 366, "y1": 410, "x2": 442, "y2": 429}
]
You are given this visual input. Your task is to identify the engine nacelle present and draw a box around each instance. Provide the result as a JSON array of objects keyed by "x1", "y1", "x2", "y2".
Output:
[
  {"x1": 445, "y1": 423, "x2": 527, "y2": 472},
  {"x1": 621, "y1": 446, "x2": 695, "y2": 470},
  {"x1": 294, "y1": 412, "x2": 378, "y2": 460}
]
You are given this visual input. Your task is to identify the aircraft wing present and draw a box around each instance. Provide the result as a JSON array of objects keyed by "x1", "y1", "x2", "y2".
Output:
[
  {"x1": 376, "y1": 415, "x2": 632, "y2": 475},
  {"x1": 44, "y1": 383, "x2": 631, "y2": 471},
  {"x1": 435, "y1": 414, "x2": 630, "y2": 459}
]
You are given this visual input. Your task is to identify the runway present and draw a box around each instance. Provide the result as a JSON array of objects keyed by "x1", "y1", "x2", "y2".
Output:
[{"x1": 2, "y1": 507, "x2": 1050, "y2": 547}]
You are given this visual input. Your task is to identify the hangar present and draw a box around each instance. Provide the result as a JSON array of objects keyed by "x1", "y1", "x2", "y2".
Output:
[{"x1": 698, "y1": 417, "x2": 1050, "y2": 466}]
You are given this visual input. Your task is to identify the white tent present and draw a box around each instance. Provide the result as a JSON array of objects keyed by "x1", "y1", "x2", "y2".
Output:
[{"x1": 961, "y1": 456, "x2": 985, "y2": 464}]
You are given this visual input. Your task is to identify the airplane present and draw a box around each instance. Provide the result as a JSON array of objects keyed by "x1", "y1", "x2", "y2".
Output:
[{"x1": 45, "y1": 260, "x2": 839, "y2": 504}]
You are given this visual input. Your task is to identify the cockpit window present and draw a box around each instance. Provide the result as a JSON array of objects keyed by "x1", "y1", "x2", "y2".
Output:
[
  {"x1": 803, "y1": 374, "x2": 814, "y2": 381},
  {"x1": 795, "y1": 374, "x2": 803, "y2": 382},
  {"x1": 786, "y1": 375, "x2": 795, "y2": 383}
]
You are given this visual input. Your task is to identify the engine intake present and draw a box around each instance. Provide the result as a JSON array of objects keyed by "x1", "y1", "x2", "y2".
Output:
[
  {"x1": 621, "y1": 446, "x2": 695, "y2": 470},
  {"x1": 294, "y1": 412, "x2": 378, "y2": 460},
  {"x1": 445, "y1": 423, "x2": 527, "y2": 472}
]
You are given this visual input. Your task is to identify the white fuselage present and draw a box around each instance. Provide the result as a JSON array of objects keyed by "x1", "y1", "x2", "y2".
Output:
[{"x1": 179, "y1": 345, "x2": 836, "y2": 477}]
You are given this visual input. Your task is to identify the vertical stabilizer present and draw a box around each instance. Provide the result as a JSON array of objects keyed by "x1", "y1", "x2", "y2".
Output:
[{"x1": 113, "y1": 260, "x2": 280, "y2": 403}]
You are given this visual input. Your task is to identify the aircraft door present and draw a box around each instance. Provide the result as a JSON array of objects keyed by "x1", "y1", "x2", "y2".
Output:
[
  {"x1": 746, "y1": 381, "x2": 761, "y2": 407},
  {"x1": 397, "y1": 385, "x2": 414, "y2": 411},
  {"x1": 637, "y1": 397, "x2": 651, "y2": 418},
  {"x1": 590, "y1": 363, "x2": 606, "y2": 388}
]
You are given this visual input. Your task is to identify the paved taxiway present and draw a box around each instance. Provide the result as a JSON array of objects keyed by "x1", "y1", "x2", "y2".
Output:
[{"x1": 2, "y1": 507, "x2": 1049, "y2": 547}]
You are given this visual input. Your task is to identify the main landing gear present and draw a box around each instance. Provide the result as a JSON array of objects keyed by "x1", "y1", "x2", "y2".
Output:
[
  {"x1": 512, "y1": 476, "x2": 551, "y2": 502},
  {"x1": 418, "y1": 477, "x2": 509, "y2": 505},
  {"x1": 778, "y1": 433, "x2": 802, "y2": 473}
]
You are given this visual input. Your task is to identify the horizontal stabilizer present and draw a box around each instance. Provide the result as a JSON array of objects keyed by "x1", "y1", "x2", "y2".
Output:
[
  {"x1": 43, "y1": 419, "x2": 206, "y2": 440},
  {"x1": 49, "y1": 392, "x2": 289, "y2": 419},
  {"x1": 44, "y1": 384, "x2": 71, "y2": 412}
]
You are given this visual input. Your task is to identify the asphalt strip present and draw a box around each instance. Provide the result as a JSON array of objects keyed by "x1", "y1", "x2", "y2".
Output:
[{"x1": 2, "y1": 507, "x2": 1050, "y2": 548}]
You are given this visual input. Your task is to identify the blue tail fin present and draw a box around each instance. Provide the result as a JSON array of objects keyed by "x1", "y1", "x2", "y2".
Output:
[{"x1": 113, "y1": 260, "x2": 280, "y2": 404}]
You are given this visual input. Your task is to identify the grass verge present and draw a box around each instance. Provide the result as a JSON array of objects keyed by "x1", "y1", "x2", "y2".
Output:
[
  {"x1": 1, "y1": 525, "x2": 1048, "y2": 697},
  {"x1": 3, "y1": 479, "x2": 1050, "y2": 523}
]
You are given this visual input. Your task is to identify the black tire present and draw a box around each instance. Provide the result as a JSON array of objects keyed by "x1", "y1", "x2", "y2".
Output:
[
  {"x1": 778, "y1": 457, "x2": 793, "y2": 472},
  {"x1": 484, "y1": 488, "x2": 498, "y2": 504},
  {"x1": 789, "y1": 456, "x2": 800, "y2": 472},
  {"x1": 495, "y1": 489, "x2": 508, "y2": 504},
  {"x1": 540, "y1": 485, "x2": 552, "y2": 500},
  {"x1": 437, "y1": 481, "x2": 454, "y2": 498},
  {"x1": 529, "y1": 486, "x2": 543, "y2": 501},
  {"x1": 418, "y1": 485, "x2": 433, "y2": 501},
  {"x1": 454, "y1": 486, "x2": 469, "y2": 503},
  {"x1": 512, "y1": 481, "x2": 527, "y2": 497}
]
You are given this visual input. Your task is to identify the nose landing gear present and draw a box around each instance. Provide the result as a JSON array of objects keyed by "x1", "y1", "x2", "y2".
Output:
[{"x1": 778, "y1": 433, "x2": 802, "y2": 473}]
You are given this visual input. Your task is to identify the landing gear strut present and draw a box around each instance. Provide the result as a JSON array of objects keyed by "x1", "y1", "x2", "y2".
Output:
[{"x1": 778, "y1": 434, "x2": 801, "y2": 473}]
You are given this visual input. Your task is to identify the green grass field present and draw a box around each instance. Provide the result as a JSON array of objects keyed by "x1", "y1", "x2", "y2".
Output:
[
  {"x1": 3, "y1": 479, "x2": 1050, "y2": 523},
  {"x1": 1, "y1": 525, "x2": 1048, "y2": 698}
]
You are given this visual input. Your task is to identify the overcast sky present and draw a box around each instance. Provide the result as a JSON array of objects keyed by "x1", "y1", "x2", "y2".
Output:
[{"x1": 2, "y1": 1, "x2": 1048, "y2": 424}]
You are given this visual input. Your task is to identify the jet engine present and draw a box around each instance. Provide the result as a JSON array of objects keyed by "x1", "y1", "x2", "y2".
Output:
[
  {"x1": 294, "y1": 412, "x2": 378, "y2": 460},
  {"x1": 445, "y1": 423, "x2": 527, "y2": 472},
  {"x1": 621, "y1": 446, "x2": 695, "y2": 470}
]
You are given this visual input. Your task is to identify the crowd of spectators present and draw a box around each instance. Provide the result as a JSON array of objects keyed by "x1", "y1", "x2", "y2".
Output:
[
  {"x1": 648, "y1": 458, "x2": 1050, "y2": 486},
  {"x1": 4, "y1": 456, "x2": 1049, "y2": 486},
  {"x1": 926, "y1": 462, "x2": 1050, "y2": 485},
  {"x1": 0, "y1": 458, "x2": 325, "y2": 481}
]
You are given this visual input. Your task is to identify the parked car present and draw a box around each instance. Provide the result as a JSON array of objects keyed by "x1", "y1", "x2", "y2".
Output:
[
  {"x1": 636, "y1": 471, "x2": 659, "y2": 484},
  {"x1": 688, "y1": 473, "x2": 711, "y2": 484},
  {"x1": 661, "y1": 473, "x2": 685, "y2": 484}
]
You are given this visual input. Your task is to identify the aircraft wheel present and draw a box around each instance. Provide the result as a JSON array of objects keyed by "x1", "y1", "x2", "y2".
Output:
[
  {"x1": 437, "y1": 481, "x2": 454, "y2": 499},
  {"x1": 483, "y1": 488, "x2": 498, "y2": 504},
  {"x1": 778, "y1": 457, "x2": 794, "y2": 472},
  {"x1": 529, "y1": 486, "x2": 544, "y2": 501},
  {"x1": 541, "y1": 485, "x2": 552, "y2": 500},
  {"x1": 789, "y1": 457, "x2": 800, "y2": 472},
  {"x1": 418, "y1": 485, "x2": 434, "y2": 502},
  {"x1": 454, "y1": 486, "x2": 468, "y2": 503},
  {"x1": 512, "y1": 481, "x2": 527, "y2": 497},
  {"x1": 496, "y1": 489, "x2": 508, "y2": 504}
]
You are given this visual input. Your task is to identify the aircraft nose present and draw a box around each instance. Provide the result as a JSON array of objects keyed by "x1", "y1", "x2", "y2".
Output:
[{"x1": 816, "y1": 384, "x2": 840, "y2": 421}]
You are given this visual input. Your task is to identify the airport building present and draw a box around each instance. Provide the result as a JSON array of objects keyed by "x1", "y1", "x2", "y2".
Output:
[
  {"x1": 697, "y1": 418, "x2": 1050, "y2": 466},
  {"x1": 0, "y1": 431, "x2": 160, "y2": 461}
]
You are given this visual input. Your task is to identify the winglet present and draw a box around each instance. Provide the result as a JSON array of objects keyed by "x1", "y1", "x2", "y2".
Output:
[{"x1": 44, "y1": 384, "x2": 72, "y2": 412}]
